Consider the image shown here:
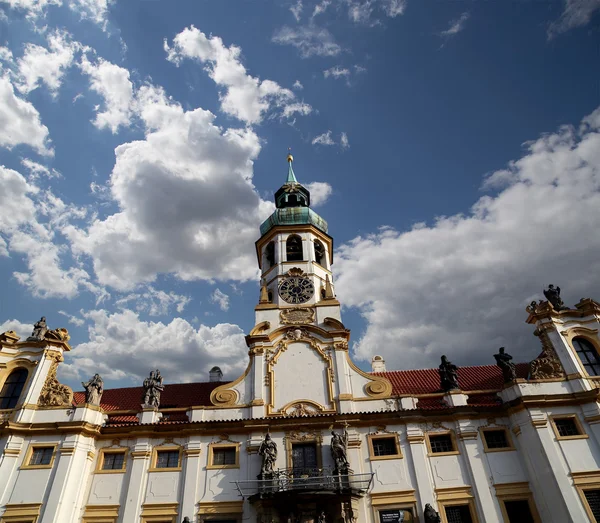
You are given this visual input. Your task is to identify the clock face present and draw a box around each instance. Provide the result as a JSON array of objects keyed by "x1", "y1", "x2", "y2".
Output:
[{"x1": 278, "y1": 277, "x2": 315, "y2": 304}]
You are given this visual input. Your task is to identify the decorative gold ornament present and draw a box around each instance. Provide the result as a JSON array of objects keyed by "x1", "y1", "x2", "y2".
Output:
[
  {"x1": 286, "y1": 267, "x2": 306, "y2": 277},
  {"x1": 45, "y1": 328, "x2": 70, "y2": 342},
  {"x1": 285, "y1": 402, "x2": 319, "y2": 417},
  {"x1": 280, "y1": 307, "x2": 315, "y2": 325},
  {"x1": 529, "y1": 325, "x2": 565, "y2": 380},
  {"x1": 210, "y1": 389, "x2": 238, "y2": 407},
  {"x1": 38, "y1": 354, "x2": 73, "y2": 407}
]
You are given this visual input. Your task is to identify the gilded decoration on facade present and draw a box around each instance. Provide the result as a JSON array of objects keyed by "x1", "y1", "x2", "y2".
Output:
[
  {"x1": 529, "y1": 325, "x2": 565, "y2": 379},
  {"x1": 280, "y1": 307, "x2": 315, "y2": 325},
  {"x1": 285, "y1": 401, "x2": 320, "y2": 417},
  {"x1": 38, "y1": 353, "x2": 73, "y2": 407},
  {"x1": 286, "y1": 267, "x2": 306, "y2": 278}
]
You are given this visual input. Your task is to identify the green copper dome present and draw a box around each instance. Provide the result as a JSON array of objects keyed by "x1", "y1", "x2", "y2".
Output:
[
  {"x1": 260, "y1": 207, "x2": 328, "y2": 235},
  {"x1": 260, "y1": 154, "x2": 328, "y2": 236}
]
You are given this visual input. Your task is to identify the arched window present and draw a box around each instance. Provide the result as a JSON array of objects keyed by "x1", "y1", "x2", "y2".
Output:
[
  {"x1": 265, "y1": 242, "x2": 275, "y2": 268},
  {"x1": 573, "y1": 338, "x2": 600, "y2": 376},
  {"x1": 314, "y1": 240, "x2": 325, "y2": 266},
  {"x1": 0, "y1": 368, "x2": 28, "y2": 409},
  {"x1": 286, "y1": 235, "x2": 303, "y2": 262}
]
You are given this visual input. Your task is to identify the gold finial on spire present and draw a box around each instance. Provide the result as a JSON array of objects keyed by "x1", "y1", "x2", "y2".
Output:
[{"x1": 287, "y1": 147, "x2": 293, "y2": 163}]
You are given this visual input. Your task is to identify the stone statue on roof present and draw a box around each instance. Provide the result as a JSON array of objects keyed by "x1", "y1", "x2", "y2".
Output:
[
  {"x1": 142, "y1": 369, "x2": 164, "y2": 408},
  {"x1": 27, "y1": 316, "x2": 48, "y2": 341},
  {"x1": 544, "y1": 284, "x2": 568, "y2": 311},
  {"x1": 438, "y1": 355, "x2": 459, "y2": 391},
  {"x1": 82, "y1": 373, "x2": 103, "y2": 406},
  {"x1": 494, "y1": 347, "x2": 516, "y2": 383}
]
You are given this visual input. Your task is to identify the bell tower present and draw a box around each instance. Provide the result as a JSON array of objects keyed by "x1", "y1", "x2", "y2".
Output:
[{"x1": 254, "y1": 153, "x2": 341, "y2": 329}]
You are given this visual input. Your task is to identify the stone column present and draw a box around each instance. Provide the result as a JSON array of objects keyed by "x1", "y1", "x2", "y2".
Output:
[
  {"x1": 180, "y1": 439, "x2": 202, "y2": 520},
  {"x1": 120, "y1": 440, "x2": 152, "y2": 523},
  {"x1": 406, "y1": 424, "x2": 436, "y2": 517}
]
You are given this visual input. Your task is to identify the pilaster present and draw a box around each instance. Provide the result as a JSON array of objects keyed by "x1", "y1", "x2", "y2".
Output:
[
  {"x1": 456, "y1": 422, "x2": 503, "y2": 523},
  {"x1": 515, "y1": 411, "x2": 588, "y2": 522},
  {"x1": 39, "y1": 435, "x2": 95, "y2": 523},
  {"x1": 406, "y1": 424, "x2": 436, "y2": 515},
  {"x1": 120, "y1": 440, "x2": 152, "y2": 523},
  {"x1": 0, "y1": 435, "x2": 25, "y2": 505},
  {"x1": 180, "y1": 440, "x2": 202, "y2": 520}
]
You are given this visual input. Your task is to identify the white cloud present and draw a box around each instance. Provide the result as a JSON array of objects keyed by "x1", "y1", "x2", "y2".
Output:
[
  {"x1": 69, "y1": 0, "x2": 111, "y2": 29},
  {"x1": 340, "y1": 132, "x2": 349, "y2": 149},
  {"x1": 548, "y1": 0, "x2": 600, "y2": 37},
  {"x1": 312, "y1": 0, "x2": 331, "y2": 18},
  {"x1": 210, "y1": 288, "x2": 230, "y2": 311},
  {"x1": 58, "y1": 310, "x2": 85, "y2": 326},
  {"x1": 115, "y1": 286, "x2": 191, "y2": 316},
  {"x1": 79, "y1": 55, "x2": 134, "y2": 133},
  {"x1": 0, "y1": 318, "x2": 32, "y2": 340},
  {"x1": 272, "y1": 25, "x2": 342, "y2": 58},
  {"x1": 305, "y1": 181, "x2": 332, "y2": 206},
  {"x1": 346, "y1": 0, "x2": 406, "y2": 24},
  {"x1": 0, "y1": 165, "x2": 102, "y2": 299},
  {"x1": 16, "y1": 30, "x2": 81, "y2": 96},
  {"x1": 323, "y1": 65, "x2": 350, "y2": 80},
  {"x1": 1, "y1": 0, "x2": 111, "y2": 28},
  {"x1": 290, "y1": 0, "x2": 303, "y2": 21},
  {"x1": 0, "y1": 75, "x2": 53, "y2": 156},
  {"x1": 61, "y1": 309, "x2": 248, "y2": 384},
  {"x1": 311, "y1": 130, "x2": 349, "y2": 149},
  {"x1": 312, "y1": 130, "x2": 335, "y2": 146},
  {"x1": 0, "y1": 0, "x2": 61, "y2": 20},
  {"x1": 440, "y1": 11, "x2": 470, "y2": 37},
  {"x1": 21, "y1": 158, "x2": 61, "y2": 180},
  {"x1": 293, "y1": 80, "x2": 304, "y2": 90},
  {"x1": 335, "y1": 106, "x2": 600, "y2": 371},
  {"x1": 65, "y1": 84, "x2": 273, "y2": 291},
  {"x1": 165, "y1": 25, "x2": 311, "y2": 125}
]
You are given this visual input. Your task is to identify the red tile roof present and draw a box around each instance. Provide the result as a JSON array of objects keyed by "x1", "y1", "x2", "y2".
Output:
[
  {"x1": 72, "y1": 363, "x2": 529, "y2": 417},
  {"x1": 374, "y1": 363, "x2": 529, "y2": 395},
  {"x1": 73, "y1": 381, "x2": 227, "y2": 412}
]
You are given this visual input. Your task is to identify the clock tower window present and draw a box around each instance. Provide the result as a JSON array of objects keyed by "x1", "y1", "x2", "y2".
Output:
[
  {"x1": 286, "y1": 234, "x2": 303, "y2": 262},
  {"x1": 265, "y1": 241, "x2": 275, "y2": 268},
  {"x1": 314, "y1": 240, "x2": 325, "y2": 266}
]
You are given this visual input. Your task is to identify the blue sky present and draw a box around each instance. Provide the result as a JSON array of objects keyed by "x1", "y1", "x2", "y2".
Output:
[{"x1": 0, "y1": 0, "x2": 599, "y2": 390}]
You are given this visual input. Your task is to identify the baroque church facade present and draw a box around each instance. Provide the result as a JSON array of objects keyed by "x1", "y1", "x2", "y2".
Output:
[{"x1": 1, "y1": 155, "x2": 600, "y2": 522}]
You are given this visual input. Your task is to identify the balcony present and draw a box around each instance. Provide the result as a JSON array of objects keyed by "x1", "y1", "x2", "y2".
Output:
[{"x1": 233, "y1": 467, "x2": 374, "y2": 500}]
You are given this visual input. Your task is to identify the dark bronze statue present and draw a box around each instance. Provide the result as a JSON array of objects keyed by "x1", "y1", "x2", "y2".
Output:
[
  {"x1": 544, "y1": 284, "x2": 568, "y2": 311},
  {"x1": 494, "y1": 347, "x2": 516, "y2": 383},
  {"x1": 142, "y1": 369, "x2": 164, "y2": 408},
  {"x1": 424, "y1": 503, "x2": 441, "y2": 523},
  {"x1": 27, "y1": 316, "x2": 48, "y2": 341},
  {"x1": 82, "y1": 374, "x2": 104, "y2": 405},
  {"x1": 438, "y1": 355, "x2": 459, "y2": 391},
  {"x1": 330, "y1": 429, "x2": 349, "y2": 474},
  {"x1": 258, "y1": 433, "x2": 277, "y2": 478}
]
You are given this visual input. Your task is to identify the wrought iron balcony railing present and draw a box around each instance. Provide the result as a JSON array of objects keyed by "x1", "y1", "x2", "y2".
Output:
[{"x1": 233, "y1": 467, "x2": 374, "y2": 498}]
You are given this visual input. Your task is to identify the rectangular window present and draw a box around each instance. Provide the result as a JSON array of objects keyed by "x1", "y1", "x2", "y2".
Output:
[
  {"x1": 29, "y1": 447, "x2": 54, "y2": 466},
  {"x1": 553, "y1": 417, "x2": 583, "y2": 438},
  {"x1": 291, "y1": 442, "x2": 318, "y2": 472},
  {"x1": 482, "y1": 429, "x2": 511, "y2": 450},
  {"x1": 156, "y1": 450, "x2": 180, "y2": 469},
  {"x1": 584, "y1": 490, "x2": 600, "y2": 522},
  {"x1": 444, "y1": 505, "x2": 473, "y2": 523},
  {"x1": 429, "y1": 434, "x2": 455, "y2": 454},
  {"x1": 212, "y1": 448, "x2": 237, "y2": 466},
  {"x1": 102, "y1": 452, "x2": 126, "y2": 470},
  {"x1": 503, "y1": 499, "x2": 535, "y2": 523},
  {"x1": 373, "y1": 437, "x2": 398, "y2": 457}
]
